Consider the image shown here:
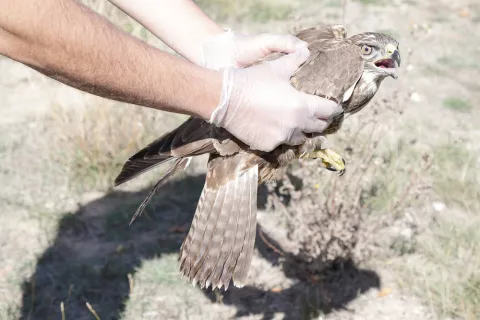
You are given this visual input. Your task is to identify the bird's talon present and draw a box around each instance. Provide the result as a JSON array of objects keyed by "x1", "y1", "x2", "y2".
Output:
[{"x1": 302, "y1": 148, "x2": 346, "y2": 174}]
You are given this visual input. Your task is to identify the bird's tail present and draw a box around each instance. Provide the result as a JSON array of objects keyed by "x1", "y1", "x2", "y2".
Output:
[{"x1": 179, "y1": 160, "x2": 258, "y2": 290}]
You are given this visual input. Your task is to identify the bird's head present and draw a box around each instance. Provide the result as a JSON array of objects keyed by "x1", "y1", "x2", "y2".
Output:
[{"x1": 349, "y1": 32, "x2": 401, "y2": 79}]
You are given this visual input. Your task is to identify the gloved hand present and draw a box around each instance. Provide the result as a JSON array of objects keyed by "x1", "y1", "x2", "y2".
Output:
[
  {"x1": 201, "y1": 29, "x2": 308, "y2": 70},
  {"x1": 209, "y1": 47, "x2": 340, "y2": 152}
]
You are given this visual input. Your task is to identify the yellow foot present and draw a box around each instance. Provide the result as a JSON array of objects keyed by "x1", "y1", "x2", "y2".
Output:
[{"x1": 300, "y1": 148, "x2": 346, "y2": 176}]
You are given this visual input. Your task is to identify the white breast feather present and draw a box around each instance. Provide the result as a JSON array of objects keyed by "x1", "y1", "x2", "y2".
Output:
[
  {"x1": 358, "y1": 70, "x2": 380, "y2": 96},
  {"x1": 342, "y1": 70, "x2": 380, "y2": 103}
]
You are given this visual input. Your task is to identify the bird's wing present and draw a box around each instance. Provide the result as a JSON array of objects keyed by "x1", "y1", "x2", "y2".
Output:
[
  {"x1": 114, "y1": 117, "x2": 241, "y2": 186},
  {"x1": 255, "y1": 24, "x2": 364, "y2": 103},
  {"x1": 295, "y1": 23, "x2": 347, "y2": 42},
  {"x1": 255, "y1": 25, "x2": 364, "y2": 135},
  {"x1": 290, "y1": 28, "x2": 365, "y2": 103},
  {"x1": 126, "y1": 157, "x2": 192, "y2": 224},
  {"x1": 179, "y1": 153, "x2": 258, "y2": 290}
]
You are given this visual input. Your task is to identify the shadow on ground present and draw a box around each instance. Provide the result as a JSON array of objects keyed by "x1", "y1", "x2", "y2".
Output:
[
  {"x1": 204, "y1": 228, "x2": 381, "y2": 320},
  {"x1": 20, "y1": 174, "x2": 380, "y2": 320}
]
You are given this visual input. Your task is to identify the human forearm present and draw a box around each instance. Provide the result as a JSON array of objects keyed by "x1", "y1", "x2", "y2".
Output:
[
  {"x1": 108, "y1": 0, "x2": 309, "y2": 71},
  {"x1": 0, "y1": 0, "x2": 340, "y2": 153},
  {"x1": 109, "y1": 0, "x2": 224, "y2": 65},
  {"x1": 0, "y1": 0, "x2": 221, "y2": 119}
]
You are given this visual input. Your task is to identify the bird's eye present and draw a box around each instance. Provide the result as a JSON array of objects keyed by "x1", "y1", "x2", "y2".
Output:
[{"x1": 361, "y1": 45, "x2": 372, "y2": 55}]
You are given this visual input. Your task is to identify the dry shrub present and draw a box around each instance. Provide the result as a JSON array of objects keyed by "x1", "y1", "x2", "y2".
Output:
[
  {"x1": 41, "y1": 100, "x2": 185, "y2": 192},
  {"x1": 260, "y1": 86, "x2": 431, "y2": 279}
]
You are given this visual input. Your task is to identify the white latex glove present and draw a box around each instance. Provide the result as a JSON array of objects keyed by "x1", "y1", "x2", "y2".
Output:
[
  {"x1": 201, "y1": 29, "x2": 308, "y2": 70},
  {"x1": 210, "y1": 47, "x2": 340, "y2": 152}
]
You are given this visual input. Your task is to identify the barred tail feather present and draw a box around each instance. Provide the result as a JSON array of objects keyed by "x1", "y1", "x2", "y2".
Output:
[
  {"x1": 232, "y1": 165, "x2": 258, "y2": 286},
  {"x1": 179, "y1": 165, "x2": 259, "y2": 290}
]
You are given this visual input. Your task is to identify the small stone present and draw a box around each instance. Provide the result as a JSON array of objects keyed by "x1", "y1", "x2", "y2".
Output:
[
  {"x1": 373, "y1": 157, "x2": 382, "y2": 166},
  {"x1": 45, "y1": 201, "x2": 54, "y2": 209},
  {"x1": 410, "y1": 92, "x2": 422, "y2": 103},
  {"x1": 378, "y1": 287, "x2": 392, "y2": 297},
  {"x1": 404, "y1": 211, "x2": 415, "y2": 224},
  {"x1": 400, "y1": 227, "x2": 414, "y2": 239},
  {"x1": 115, "y1": 244, "x2": 125, "y2": 253},
  {"x1": 432, "y1": 201, "x2": 446, "y2": 212},
  {"x1": 459, "y1": 9, "x2": 470, "y2": 17},
  {"x1": 142, "y1": 311, "x2": 158, "y2": 318}
]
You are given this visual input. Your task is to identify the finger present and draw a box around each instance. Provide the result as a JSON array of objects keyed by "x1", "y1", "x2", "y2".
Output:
[
  {"x1": 247, "y1": 138, "x2": 277, "y2": 152},
  {"x1": 268, "y1": 46, "x2": 310, "y2": 78},
  {"x1": 257, "y1": 33, "x2": 308, "y2": 54},
  {"x1": 303, "y1": 93, "x2": 341, "y2": 119},
  {"x1": 302, "y1": 118, "x2": 328, "y2": 134},
  {"x1": 283, "y1": 129, "x2": 307, "y2": 146}
]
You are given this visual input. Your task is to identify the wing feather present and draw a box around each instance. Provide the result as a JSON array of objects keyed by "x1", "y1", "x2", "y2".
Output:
[
  {"x1": 127, "y1": 157, "x2": 191, "y2": 224},
  {"x1": 291, "y1": 41, "x2": 364, "y2": 103},
  {"x1": 114, "y1": 117, "x2": 234, "y2": 186},
  {"x1": 254, "y1": 24, "x2": 364, "y2": 104},
  {"x1": 231, "y1": 164, "x2": 258, "y2": 286}
]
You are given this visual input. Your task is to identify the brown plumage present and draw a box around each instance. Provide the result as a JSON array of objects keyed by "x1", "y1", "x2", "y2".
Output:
[{"x1": 114, "y1": 24, "x2": 401, "y2": 290}]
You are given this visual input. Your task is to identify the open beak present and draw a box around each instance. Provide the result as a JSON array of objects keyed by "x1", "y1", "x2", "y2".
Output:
[{"x1": 374, "y1": 47, "x2": 401, "y2": 79}]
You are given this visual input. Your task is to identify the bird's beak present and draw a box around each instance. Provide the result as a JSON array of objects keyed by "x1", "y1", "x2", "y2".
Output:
[
  {"x1": 391, "y1": 49, "x2": 401, "y2": 68},
  {"x1": 373, "y1": 44, "x2": 401, "y2": 79},
  {"x1": 385, "y1": 44, "x2": 400, "y2": 79}
]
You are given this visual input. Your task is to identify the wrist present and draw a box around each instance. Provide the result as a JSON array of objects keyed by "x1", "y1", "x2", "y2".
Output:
[
  {"x1": 194, "y1": 67, "x2": 225, "y2": 121},
  {"x1": 208, "y1": 67, "x2": 236, "y2": 125}
]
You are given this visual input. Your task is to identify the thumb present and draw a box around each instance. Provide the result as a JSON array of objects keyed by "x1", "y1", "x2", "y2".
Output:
[
  {"x1": 268, "y1": 46, "x2": 310, "y2": 78},
  {"x1": 256, "y1": 33, "x2": 308, "y2": 55}
]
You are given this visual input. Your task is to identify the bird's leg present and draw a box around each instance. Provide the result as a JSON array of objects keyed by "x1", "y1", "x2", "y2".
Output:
[{"x1": 298, "y1": 136, "x2": 346, "y2": 176}]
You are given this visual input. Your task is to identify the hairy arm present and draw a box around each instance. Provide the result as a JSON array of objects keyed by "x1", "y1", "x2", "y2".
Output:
[
  {"x1": 108, "y1": 0, "x2": 224, "y2": 65},
  {"x1": 0, "y1": 0, "x2": 221, "y2": 119}
]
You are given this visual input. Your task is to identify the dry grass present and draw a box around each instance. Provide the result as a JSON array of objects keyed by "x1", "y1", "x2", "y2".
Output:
[
  {"x1": 25, "y1": 1, "x2": 188, "y2": 193},
  {"x1": 196, "y1": 0, "x2": 294, "y2": 23},
  {"x1": 431, "y1": 143, "x2": 479, "y2": 212},
  {"x1": 394, "y1": 140, "x2": 480, "y2": 319},
  {"x1": 41, "y1": 101, "x2": 185, "y2": 192},
  {"x1": 398, "y1": 215, "x2": 480, "y2": 320}
]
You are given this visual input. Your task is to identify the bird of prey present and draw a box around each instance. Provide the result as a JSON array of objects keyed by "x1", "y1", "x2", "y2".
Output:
[{"x1": 114, "y1": 24, "x2": 401, "y2": 290}]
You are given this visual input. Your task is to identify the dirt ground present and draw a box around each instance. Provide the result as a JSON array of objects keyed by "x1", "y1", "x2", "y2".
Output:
[{"x1": 0, "y1": 0, "x2": 479, "y2": 319}]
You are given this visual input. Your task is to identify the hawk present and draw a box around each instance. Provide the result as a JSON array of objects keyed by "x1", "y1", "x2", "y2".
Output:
[{"x1": 114, "y1": 24, "x2": 401, "y2": 290}]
